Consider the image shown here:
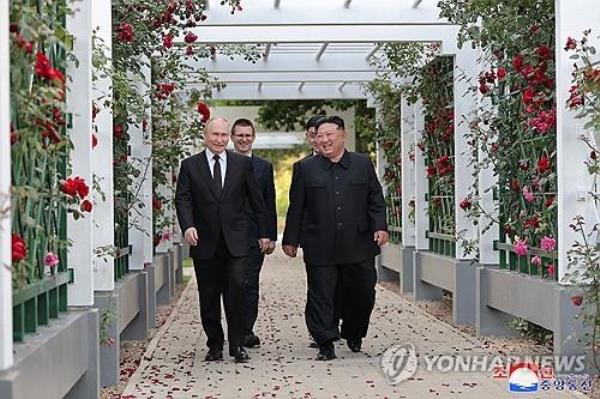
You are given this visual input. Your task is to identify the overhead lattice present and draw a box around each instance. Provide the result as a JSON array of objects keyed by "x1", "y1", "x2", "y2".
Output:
[{"x1": 180, "y1": 0, "x2": 451, "y2": 99}]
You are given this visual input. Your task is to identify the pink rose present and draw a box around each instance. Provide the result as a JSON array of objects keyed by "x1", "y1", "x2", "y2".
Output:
[{"x1": 44, "y1": 252, "x2": 59, "y2": 268}]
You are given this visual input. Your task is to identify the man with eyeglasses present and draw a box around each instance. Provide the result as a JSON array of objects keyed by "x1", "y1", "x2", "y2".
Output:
[
  {"x1": 230, "y1": 118, "x2": 278, "y2": 349},
  {"x1": 283, "y1": 116, "x2": 389, "y2": 361}
]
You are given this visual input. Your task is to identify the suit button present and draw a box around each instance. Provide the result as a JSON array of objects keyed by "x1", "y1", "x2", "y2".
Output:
[
  {"x1": 337, "y1": 222, "x2": 343, "y2": 227},
  {"x1": 335, "y1": 176, "x2": 339, "y2": 180},
  {"x1": 335, "y1": 191, "x2": 340, "y2": 195},
  {"x1": 337, "y1": 206, "x2": 341, "y2": 211}
]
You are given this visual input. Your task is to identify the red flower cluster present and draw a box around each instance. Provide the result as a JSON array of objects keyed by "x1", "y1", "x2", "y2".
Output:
[
  {"x1": 184, "y1": 31, "x2": 198, "y2": 44},
  {"x1": 61, "y1": 176, "x2": 89, "y2": 198},
  {"x1": 61, "y1": 176, "x2": 93, "y2": 214},
  {"x1": 156, "y1": 83, "x2": 176, "y2": 100},
  {"x1": 152, "y1": 198, "x2": 163, "y2": 211},
  {"x1": 12, "y1": 233, "x2": 27, "y2": 263},
  {"x1": 116, "y1": 22, "x2": 134, "y2": 43},
  {"x1": 435, "y1": 155, "x2": 453, "y2": 176},
  {"x1": 197, "y1": 101, "x2": 211, "y2": 123},
  {"x1": 567, "y1": 84, "x2": 584, "y2": 109},
  {"x1": 35, "y1": 52, "x2": 65, "y2": 83},
  {"x1": 564, "y1": 37, "x2": 578, "y2": 51},
  {"x1": 528, "y1": 109, "x2": 556, "y2": 134}
]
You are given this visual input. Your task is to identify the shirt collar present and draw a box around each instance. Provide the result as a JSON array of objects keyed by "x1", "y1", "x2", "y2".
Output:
[
  {"x1": 205, "y1": 147, "x2": 226, "y2": 162},
  {"x1": 322, "y1": 150, "x2": 350, "y2": 170}
]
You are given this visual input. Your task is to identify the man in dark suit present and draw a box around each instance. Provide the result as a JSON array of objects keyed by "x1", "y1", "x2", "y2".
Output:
[
  {"x1": 175, "y1": 117, "x2": 270, "y2": 363},
  {"x1": 282, "y1": 116, "x2": 389, "y2": 361},
  {"x1": 230, "y1": 118, "x2": 278, "y2": 348}
]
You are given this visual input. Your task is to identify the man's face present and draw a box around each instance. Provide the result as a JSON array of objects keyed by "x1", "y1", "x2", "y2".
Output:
[
  {"x1": 204, "y1": 119, "x2": 229, "y2": 154},
  {"x1": 306, "y1": 127, "x2": 321, "y2": 154},
  {"x1": 316, "y1": 122, "x2": 345, "y2": 159},
  {"x1": 231, "y1": 125, "x2": 255, "y2": 155}
]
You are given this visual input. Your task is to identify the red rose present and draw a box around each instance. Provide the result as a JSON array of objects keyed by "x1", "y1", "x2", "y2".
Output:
[
  {"x1": 545, "y1": 196, "x2": 555, "y2": 208},
  {"x1": 535, "y1": 45, "x2": 552, "y2": 61},
  {"x1": 92, "y1": 133, "x2": 98, "y2": 149},
  {"x1": 12, "y1": 233, "x2": 27, "y2": 263},
  {"x1": 479, "y1": 84, "x2": 490, "y2": 94},
  {"x1": 35, "y1": 52, "x2": 65, "y2": 83},
  {"x1": 537, "y1": 155, "x2": 550, "y2": 174},
  {"x1": 184, "y1": 31, "x2": 198, "y2": 44},
  {"x1": 512, "y1": 54, "x2": 524, "y2": 72},
  {"x1": 10, "y1": 125, "x2": 18, "y2": 145},
  {"x1": 522, "y1": 87, "x2": 536, "y2": 104},
  {"x1": 163, "y1": 34, "x2": 174, "y2": 49},
  {"x1": 73, "y1": 176, "x2": 90, "y2": 198},
  {"x1": 571, "y1": 295, "x2": 583, "y2": 306},
  {"x1": 564, "y1": 37, "x2": 577, "y2": 51},
  {"x1": 114, "y1": 124, "x2": 124, "y2": 139},
  {"x1": 80, "y1": 199, "x2": 93, "y2": 213},
  {"x1": 497, "y1": 67, "x2": 507, "y2": 80},
  {"x1": 152, "y1": 198, "x2": 162, "y2": 211},
  {"x1": 186, "y1": 45, "x2": 194, "y2": 55},
  {"x1": 459, "y1": 198, "x2": 472, "y2": 210},
  {"x1": 116, "y1": 22, "x2": 134, "y2": 43},
  {"x1": 197, "y1": 101, "x2": 211, "y2": 123},
  {"x1": 61, "y1": 178, "x2": 79, "y2": 197}
]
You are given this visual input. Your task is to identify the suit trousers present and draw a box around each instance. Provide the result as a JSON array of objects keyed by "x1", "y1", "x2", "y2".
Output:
[
  {"x1": 193, "y1": 234, "x2": 247, "y2": 350},
  {"x1": 305, "y1": 258, "x2": 377, "y2": 345},
  {"x1": 243, "y1": 245, "x2": 265, "y2": 336}
]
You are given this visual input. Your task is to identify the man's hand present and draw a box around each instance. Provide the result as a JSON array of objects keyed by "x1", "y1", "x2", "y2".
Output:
[
  {"x1": 374, "y1": 230, "x2": 389, "y2": 246},
  {"x1": 185, "y1": 227, "x2": 198, "y2": 246},
  {"x1": 258, "y1": 238, "x2": 270, "y2": 253},
  {"x1": 265, "y1": 241, "x2": 276, "y2": 255},
  {"x1": 282, "y1": 244, "x2": 297, "y2": 257}
]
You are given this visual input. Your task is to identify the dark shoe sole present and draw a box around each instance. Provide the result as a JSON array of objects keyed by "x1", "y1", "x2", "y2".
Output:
[{"x1": 316, "y1": 353, "x2": 336, "y2": 361}]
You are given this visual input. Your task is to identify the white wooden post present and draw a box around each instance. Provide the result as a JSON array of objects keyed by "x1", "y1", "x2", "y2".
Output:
[
  {"x1": 155, "y1": 170, "x2": 175, "y2": 254},
  {"x1": 414, "y1": 100, "x2": 429, "y2": 251},
  {"x1": 453, "y1": 45, "x2": 478, "y2": 260},
  {"x1": 555, "y1": 0, "x2": 600, "y2": 282},
  {"x1": 92, "y1": 1, "x2": 115, "y2": 290},
  {"x1": 66, "y1": 0, "x2": 94, "y2": 306},
  {"x1": 0, "y1": 0, "x2": 14, "y2": 370},
  {"x1": 128, "y1": 60, "x2": 153, "y2": 269},
  {"x1": 477, "y1": 52, "x2": 499, "y2": 266},
  {"x1": 401, "y1": 96, "x2": 416, "y2": 247}
]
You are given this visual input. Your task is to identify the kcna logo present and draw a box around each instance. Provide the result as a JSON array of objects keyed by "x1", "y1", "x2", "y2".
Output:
[{"x1": 380, "y1": 343, "x2": 419, "y2": 385}]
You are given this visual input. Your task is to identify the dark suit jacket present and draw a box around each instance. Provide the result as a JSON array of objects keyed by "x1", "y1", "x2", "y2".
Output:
[
  {"x1": 246, "y1": 155, "x2": 277, "y2": 245},
  {"x1": 289, "y1": 154, "x2": 312, "y2": 247},
  {"x1": 175, "y1": 150, "x2": 268, "y2": 260},
  {"x1": 283, "y1": 151, "x2": 387, "y2": 265}
]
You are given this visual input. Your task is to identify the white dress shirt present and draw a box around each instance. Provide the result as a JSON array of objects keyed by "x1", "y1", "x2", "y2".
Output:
[{"x1": 205, "y1": 147, "x2": 227, "y2": 187}]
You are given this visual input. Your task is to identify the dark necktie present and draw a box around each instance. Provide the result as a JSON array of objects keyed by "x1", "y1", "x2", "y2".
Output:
[{"x1": 213, "y1": 154, "x2": 222, "y2": 195}]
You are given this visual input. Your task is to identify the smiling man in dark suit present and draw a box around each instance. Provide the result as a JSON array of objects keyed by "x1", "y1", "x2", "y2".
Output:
[
  {"x1": 230, "y1": 118, "x2": 277, "y2": 348},
  {"x1": 282, "y1": 116, "x2": 389, "y2": 361},
  {"x1": 175, "y1": 117, "x2": 270, "y2": 363}
]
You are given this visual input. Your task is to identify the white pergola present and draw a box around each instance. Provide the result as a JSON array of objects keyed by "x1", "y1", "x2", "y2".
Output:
[
  {"x1": 183, "y1": 0, "x2": 456, "y2": 100},
  {"x1": 0, "y1": 0, "x2": 597, "y2": 372}
]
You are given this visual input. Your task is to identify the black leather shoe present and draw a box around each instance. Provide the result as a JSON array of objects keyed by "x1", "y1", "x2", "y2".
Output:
[
  {"x1": 316, "y1": 342, "x2": 336, "y2": 361},
  {"x1": 346, "y1": 338, "x2": 362, "y2": 352},
  {"x1": 204, "y1": 347, "x2": 223, "y2": 362},
  {"x1": 243, "y1": 334, "x2": 261, "y2": 348},
  {"x1": 229, "y1": 346, "x2": 251, "y2": 363},
  {"x1": 308, "y1": 340, "x2": 319, "y2": 348}
]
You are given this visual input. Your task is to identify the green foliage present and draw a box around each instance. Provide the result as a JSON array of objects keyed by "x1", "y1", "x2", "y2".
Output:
[
  {"x1": 10, "y1": 1, "x2": 73, "y2": 288},
  {"x1": 255, "y1": 100, "x2": 353, "y2": 131}
]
